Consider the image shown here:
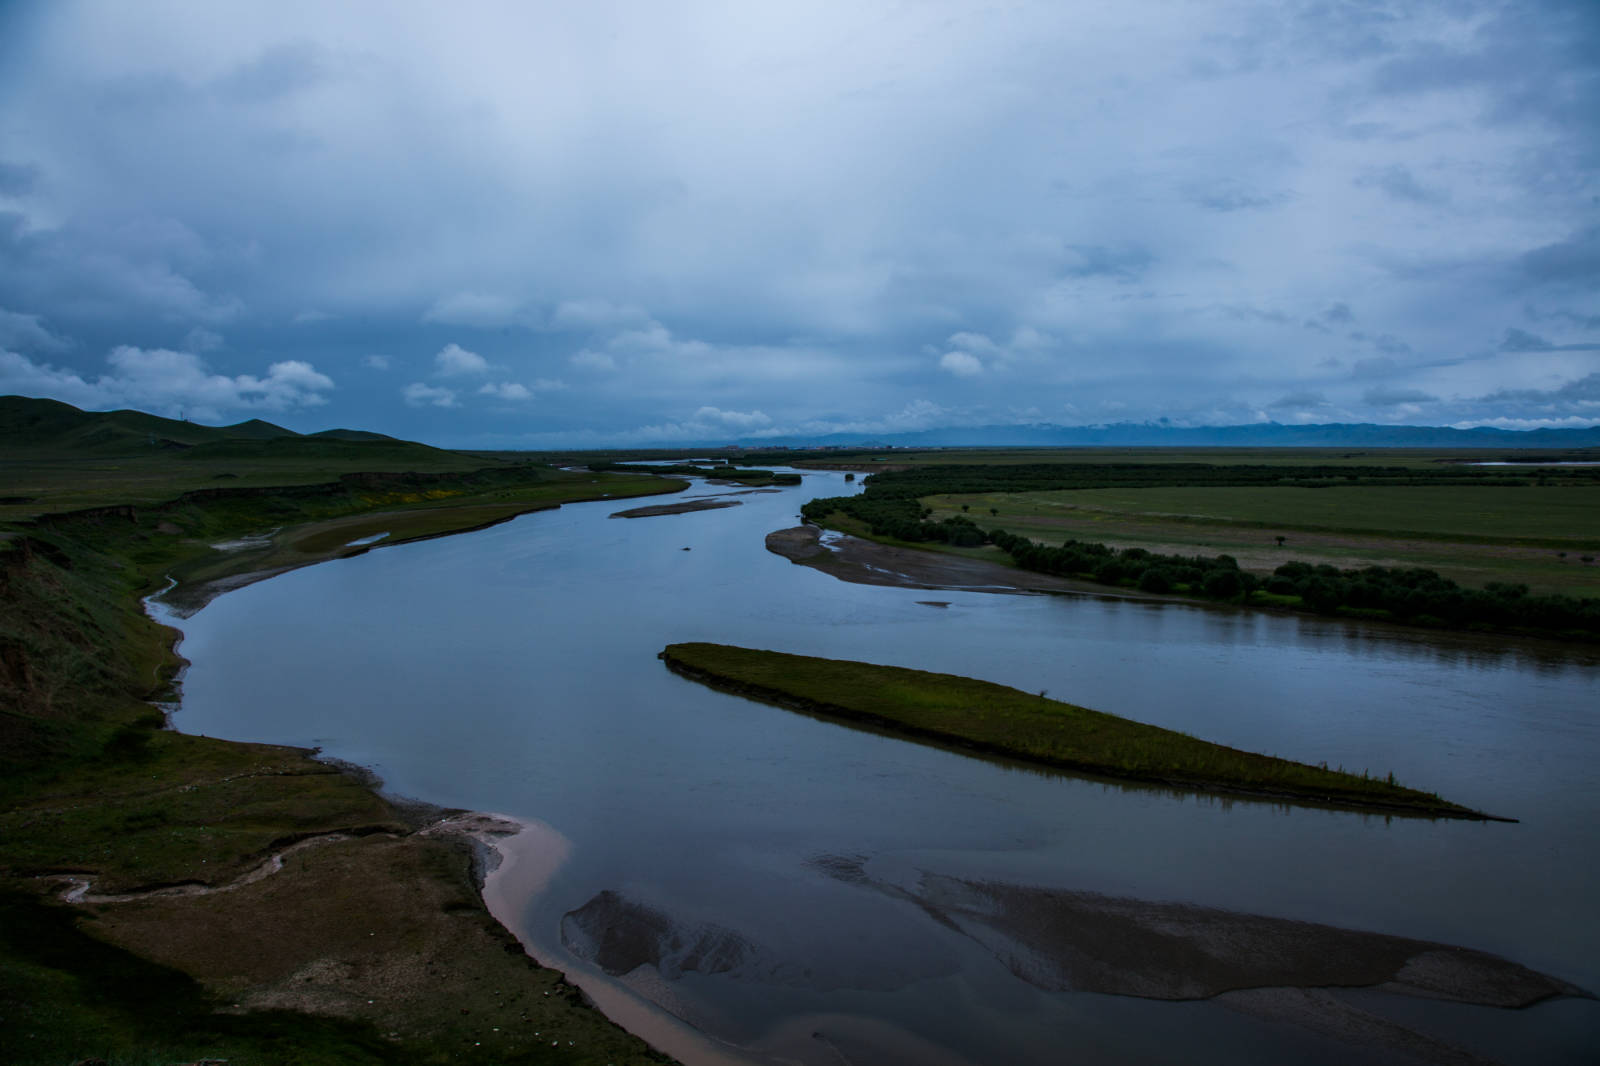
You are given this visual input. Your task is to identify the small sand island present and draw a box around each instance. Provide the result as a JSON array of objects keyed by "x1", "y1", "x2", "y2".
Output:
[
  {"x1": 611, "y1": 498, "x2": 743, "y2": 518},
  {"x1": 562, "y1": 867, "x2": 1590, "y2": 1010},
  {"x1": 659, "y1": 642, "x2": 1503, "y2": 820}
]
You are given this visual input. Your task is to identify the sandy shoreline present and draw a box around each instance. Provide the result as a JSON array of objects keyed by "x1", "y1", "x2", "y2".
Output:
[
  {"x1": 477, "y1": 818, "x2": 756, "y2": 1066},
  {"x1": 765, "y1": 523, "x2": 1192, "y2": 601},
  {"x1": 127, "y1": 500, "x2": 1582, "y2": 1064},
  {"x1": 766, "y1": 524, "x2": 1600, "y2": 661}
]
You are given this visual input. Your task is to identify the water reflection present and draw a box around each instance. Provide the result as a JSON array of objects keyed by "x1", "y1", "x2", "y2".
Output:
[{"x1": 164, "y1": 468, "x2": 1600, "y2": 1066}]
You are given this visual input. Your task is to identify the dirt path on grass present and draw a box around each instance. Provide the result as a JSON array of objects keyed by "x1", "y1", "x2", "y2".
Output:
[{"x1": 46, "y1": 813, "x2": 523, "y2": 906}]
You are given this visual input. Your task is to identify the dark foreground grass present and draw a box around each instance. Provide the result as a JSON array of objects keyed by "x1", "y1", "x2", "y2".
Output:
[
  {"x1": 1, "y1": 443, "x2": 683, "y2": 1064},
  {"x1": 0, "y1": 890, "x2": 404, "y2": 1066},
  {"x1": 660, "y1": 643, "x2": 1496, "y2": 820}
]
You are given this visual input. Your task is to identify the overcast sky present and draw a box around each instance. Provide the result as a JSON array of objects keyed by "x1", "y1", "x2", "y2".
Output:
[{"x1": 1, "y1": 0, "x2": 1596, "y2": 446}]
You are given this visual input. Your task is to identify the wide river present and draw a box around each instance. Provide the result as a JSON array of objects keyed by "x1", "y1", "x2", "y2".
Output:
[{"x1": 161, "y1": 470, "x2": 1598, "y2": 1065}]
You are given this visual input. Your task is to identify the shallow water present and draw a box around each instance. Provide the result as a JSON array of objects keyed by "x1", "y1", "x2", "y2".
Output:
[{"x1": 163, "y1": 471, "x2": 1600, "y2": 1064}]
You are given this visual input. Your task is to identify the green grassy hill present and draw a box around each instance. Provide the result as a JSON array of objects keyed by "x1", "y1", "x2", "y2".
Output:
[{"x1": 0, "y1": 395, "x2": 297, "y2": 455}]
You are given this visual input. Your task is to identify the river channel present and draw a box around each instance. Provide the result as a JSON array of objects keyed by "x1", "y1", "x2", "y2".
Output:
[{"x1": 161, "y1": 469, "x2": 1599, "y2": 1065}]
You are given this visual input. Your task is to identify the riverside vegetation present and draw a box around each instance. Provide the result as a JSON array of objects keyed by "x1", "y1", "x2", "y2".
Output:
[
  {"x1": 659, "y1": 643, "x2": 1492, "y2": 819},
  {"x1": 799, "y1": 456, "x2": 1600, "y2": 640},
  {"x1": 584, "y1": 460, "x2": 800, "y2": 486},
  {"x1": 0, "y1": 397, "x2": 679, "y2": 1066}
]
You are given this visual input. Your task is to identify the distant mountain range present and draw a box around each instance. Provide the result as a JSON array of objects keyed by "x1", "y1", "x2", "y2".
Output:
[
  {"x1": 734, "y1": 421, "x2": 1600, "y2": 450},
  {"x1": 4, "y1": 395, "x2": 1598, "y2": 453}
]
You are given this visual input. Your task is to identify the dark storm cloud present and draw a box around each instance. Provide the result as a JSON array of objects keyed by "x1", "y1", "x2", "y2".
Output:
[
  {"x1": 1183, "y1": 180, "x2": 1289, "y2": 213},
  {"x1": 216, "y1": 41, "x2": 331, "y2": 102},
  {"x1": 1500, "y1": 328, "x2": 1600, "y2": 352},
  {"x1": 1363, "y1": 386, "x2": 1438, "y2": 407},
  {"x1": 0, "y1": 162, "x2": 38, "y2": 196},
  {"x1": 1371, "y1": 1, "x2": 1600, "y2": 131},
  {"x1": 1355, "y1": 165, "x2": 1446, "y2": 205},
  {"x1": 0, "y1": 0, "x2": 1594, "y2": 443},
  {"x1": 1303, "y1": 303, "x2": 1356, "y2": 333},
  {"x1": 1527, "y1": 307, "x2": 1600, "y2": 331},
  {"x1": 1268, "y1": 391, "x2": 1330, "y2": 410},
  {"x1": 0, "y1": 308, "x2": 69, "y2": 351},
  {"x1": 1482, "y1": 373, "x2": 1600, "y2": 406},
  {"x1": 1520, "y1": 226, "x2": 1600, "y2": 285}
]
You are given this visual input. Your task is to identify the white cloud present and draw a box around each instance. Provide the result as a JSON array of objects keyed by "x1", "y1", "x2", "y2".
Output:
[
  {"x1": 550, "y1": 299, "x2": 651, "y2": 332},
  {"x1": 434, "y1": 343, "x2": 490, "y2": 376},
  {"x1": 946, "y1": 332, "x2": 1001, "y2": 358},
  {"x1": 0, "y1": 349, "x2": 100, "y2": 408},
  {"x1": 629, "y1": 406, "x2": 773, "y2": 441},
  {"x1": 569, "y1": 349, "x2": 617, "y2": 372},
  {"x1": 0, "y1": 309, "x2": 70, "y2": 352},
  {"x1": 403, "y1": 382, "x2": 458, "y2": 407},
  {"x1": 184, "y1": 327, "x2": 224, "y2": 352},
  {"x1": 531, "y1": 377, "x2": 566, "y2": 391},
  {"x1": 423, "y1": 292, "x2": 530, "y2": 328},
  {"x1": 1450, "y1": 415, "x2": 1600, "y2": 430},
  {"x1": 940, "y1": 351, "x2": 983, "y2": 377},
  {"x1": 0, "y1": 345, "x2": 333, "y2": 421},
  {"x1": 934, "y1": 328, "x2": 1056, "y2": 380},
  {"x1": 479, "y1": 381, "x2": 532, "y2": 401},
  {"x1": 362, "y1": 354, "x2": 391, "y2": 370},
  {"x1": 692, "y1": 406, "x2": 771, "y2": 429},
  {"x1": 291, "y1": 309, "x2": 334, "y2": 325},
  {"x1": 614, "y1": 398, "x2": 953, "y2": 444}
]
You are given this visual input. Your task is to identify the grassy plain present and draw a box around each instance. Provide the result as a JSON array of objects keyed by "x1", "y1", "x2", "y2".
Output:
[
  {"x1": 923, "y1": 484, "x2": 1600, "y2": 597},
  {"x1": 660, "y1": 643, "x2": 1487, "y2": 818},
  {"x1": 789, "y1": 446, "x2": 1592, "y2": 469}
]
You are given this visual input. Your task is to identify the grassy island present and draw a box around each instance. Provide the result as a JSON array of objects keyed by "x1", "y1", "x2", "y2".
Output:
[{"x1": 659, "y1": 643, "x2": 1499, "y2": 820}]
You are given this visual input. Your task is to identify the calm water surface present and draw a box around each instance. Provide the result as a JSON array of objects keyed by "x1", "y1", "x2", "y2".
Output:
[{"x1": 163, "y1": 471, "x2": 1600, "y2": 1064}]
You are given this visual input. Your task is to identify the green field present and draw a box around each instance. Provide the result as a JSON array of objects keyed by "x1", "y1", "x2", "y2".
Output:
[
  {"x1": 787, "y1": 446, "x2": 1594, "y2": 469},
  {"x1": 924, "y1": 484, "x2": 1600, "y2": 597},
  {"x1": 939, "y1": 484, "x2": 1597, "y2": 541},
  {"x1": 0, "y1": 440, "x2": 491, "y2": 519},
  {"x1": 660, "y1": 643, "x2": 1488, "y2": 819}
]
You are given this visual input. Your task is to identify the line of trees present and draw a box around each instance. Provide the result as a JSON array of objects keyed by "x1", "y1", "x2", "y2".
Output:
[
  {"x1": 588, "y1": 461, "x2": 800, "y2": 485},
  {"x1": 844, "y1": 461, "x2": 1600, "y2": 498},
  {"x1": 800, "y1": 488, "x2": 1600, "y2": 639}
]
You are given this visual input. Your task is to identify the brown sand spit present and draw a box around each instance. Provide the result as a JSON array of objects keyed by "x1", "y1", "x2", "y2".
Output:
[
  {"x1": 564, "y1": 864, "x2": 1590, "y2": 1066},
  {"x1": 766, "y1": 524, "x2": 1095, "y2": 595}
]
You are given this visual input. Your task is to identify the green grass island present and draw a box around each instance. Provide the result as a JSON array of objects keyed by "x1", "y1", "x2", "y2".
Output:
[{"x1": 659, "y1": 642, "x2": 1503, "y2": 821}]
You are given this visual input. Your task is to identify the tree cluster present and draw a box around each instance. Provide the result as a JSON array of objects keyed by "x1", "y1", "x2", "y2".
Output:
[
  {"x1": 850, "y1": 461, "x2": 1599, "y2": 498},
  {"x1": 588, "y1": 461, "x2": 800, "y2": 485},
  {"x1": 801, "y1": 479, "x2": 1600, "y2": 639}
]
